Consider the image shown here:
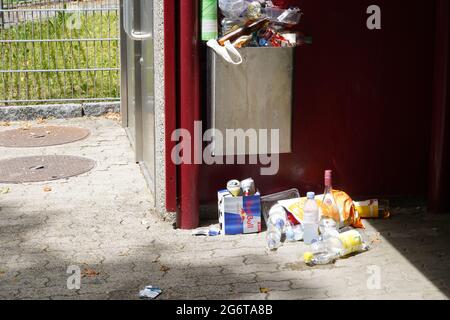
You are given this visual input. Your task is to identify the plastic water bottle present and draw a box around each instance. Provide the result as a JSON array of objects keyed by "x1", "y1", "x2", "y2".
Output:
[
  {"x1": 285, "y1": 220, "x2": 304, "y2": 242},
  {"x1": 304, "y1": 230, "x2": 370, "y2": 265},
  {"x1": 266, "y1": 204, "x2": 287, "y2": 250},
  {"x1": 268, "y1": 204, "x2": 287, "y2": 231},
  {"x1": 266, "y1": 225, "x2": 282, "y2": 251},
  {"x1": 303, "y1": 192, "x2": 320, "y2": 245},
  {"x1": 219, "y1": 0, "x2": 245, "y2": 18}
]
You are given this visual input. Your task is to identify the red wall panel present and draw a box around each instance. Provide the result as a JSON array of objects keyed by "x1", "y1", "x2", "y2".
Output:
[{"x1": 198, "y1": 0, "x2": 436, "y2": 204}]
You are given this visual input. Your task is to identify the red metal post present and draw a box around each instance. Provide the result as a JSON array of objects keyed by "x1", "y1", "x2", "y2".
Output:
[
  {"x1": 429, "y1": 0, "x2": 450, "y2": 213},
  {"x1": 164, "y1": 0, "x2": 178, "y2": 212},
  {"x1": 178, "y1": 0, "x2": 200, "y2": 228}
]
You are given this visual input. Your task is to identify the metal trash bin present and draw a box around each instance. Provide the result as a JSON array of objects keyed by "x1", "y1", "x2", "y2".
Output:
[{"x1": 207, "y1": 47, "x2": 295, "y2": 156}]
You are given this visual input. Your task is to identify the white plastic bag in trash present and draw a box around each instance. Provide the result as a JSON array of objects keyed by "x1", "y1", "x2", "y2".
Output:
[{"x1": 207, "y1": 39, "x2": 243, "y2": 65}]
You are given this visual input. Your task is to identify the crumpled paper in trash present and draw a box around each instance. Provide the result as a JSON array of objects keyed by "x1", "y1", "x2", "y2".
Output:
[{"x1": 139, "y1": 286, "x2": 162, "y2": 299}]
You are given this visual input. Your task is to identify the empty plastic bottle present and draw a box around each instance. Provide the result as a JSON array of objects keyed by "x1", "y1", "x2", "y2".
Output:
[
  {"x1": 319, "y1": 216, "x2": 339, "y2": 239},
  {"x1": 219, "y1": 0, "x2": 246, "y2": 18},
  {"x1": 303, "y1": 192, "x2": 320, "y2": 245},
  {"x1": 268, "y1": 204, "x2": 287, "y2": 231},
  {"x1": 304, "y1": 230, "x2": 370, "y2": 266},
  {"x1": 266, "y1": 224, "x2": 282, "y2": 251},
  {"x1": 285, "y1": 220, "x2": 304, "y2": 242},
  {"x1": 266, "y1": 204, "x2": 287, "y2": 251}
]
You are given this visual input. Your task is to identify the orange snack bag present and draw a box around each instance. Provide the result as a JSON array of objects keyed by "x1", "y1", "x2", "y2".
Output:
[{"x1": 278, "y1": 190, "x2": 364, "y2": 229}]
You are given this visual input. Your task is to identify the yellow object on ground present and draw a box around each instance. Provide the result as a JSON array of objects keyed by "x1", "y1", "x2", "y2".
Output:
[
  {"x1": 354, "y1": 199, "x2": 391, "y2": 219},
  {"x1": 278, "y1": 190, "x2": 364, "y2": 229}
]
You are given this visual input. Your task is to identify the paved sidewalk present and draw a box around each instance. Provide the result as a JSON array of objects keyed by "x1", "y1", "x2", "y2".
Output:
[{"x1": 0, "y1": 117, "x2": 449, "y2": 300}]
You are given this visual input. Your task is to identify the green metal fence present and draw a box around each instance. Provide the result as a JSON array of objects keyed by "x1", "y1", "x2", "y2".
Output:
[{"x1": 0, "y1": 0, "x2": 120, "y2": 105}]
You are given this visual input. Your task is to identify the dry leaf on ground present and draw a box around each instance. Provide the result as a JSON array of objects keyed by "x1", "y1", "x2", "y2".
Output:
[
  {"x1": 160, "y1": 265, "x2": 170, "y2": 272},
  {"x1": 82, "y1": 268, "x2": 100, "y2": 278},
  {"x1": 43, "y1": 187, "x2": 52, "y2": 192},
  {"x1": 0, "y1": 121, "x2": 11, "y2": 127},
  {"x1": 259, "y1": 287, "x2": 270, "y2": 294}
]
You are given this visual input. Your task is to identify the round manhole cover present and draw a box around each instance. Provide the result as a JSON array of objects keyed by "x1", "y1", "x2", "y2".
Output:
[
  {"x1": 0, "y1": 126, "x2": 90, "y2": 148},
  {"x1": 0, "y1": 155, "x2": 96, "y2": 183}
]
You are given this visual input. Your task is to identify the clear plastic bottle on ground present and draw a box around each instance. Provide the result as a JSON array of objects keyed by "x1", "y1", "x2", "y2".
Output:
[
  {"x1": 268, "y1": 204, "x2": 287, "y2": 231},
  {"x1": 285, "y1": 220, "x2": 304, "y2": 242},
  {"x1": 304, "y1": 230, "x2": 370, "y2": 265},
  {"x1": 319, "y1": 216, "x2": 339, "y2": 239},
  {"x1": 266, "y1": 224, "x2": 282, "y2": 251},
  {"x1": 303, "y1": 192, "x2": 320, "y2": 245},
  {"x1": 266, "y1": 204, "x2": 287, "y2": 250}
]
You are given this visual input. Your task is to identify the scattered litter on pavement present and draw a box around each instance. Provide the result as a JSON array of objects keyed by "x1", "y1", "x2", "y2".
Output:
[
  {"x1": 259, "y1": 287, "x2": 269, "y2": 294},
  {"x1": 0, "y1": 187, "x2": 11, "y2": 194},
  {"x1": 303, "y1": 229, "x2": 370, "y2": 266},
  {"x1": 191, "y1": 226, "x2": 221, "y2": 236},
  {"x1": 278, "y1": 189, "x2": 364, "y2": 230},
  {"x1": 260, "y1": 189, "x2": 300, "y2": 227},
  {"x1": 43, "y1": 187, "x2": 52, "y2": 192},
  {"x1": 218, "y1": 178, "x2": 261, "y2": 235},
  {"x1": 139, "y1": 285, "x2": 162, "y2": 300},
  {"x1": 214, "y1": 169, "x2": 381, "y2": 267},
  {"x1": 354, "y1": 199, "x2": 391, "y2": 219}
]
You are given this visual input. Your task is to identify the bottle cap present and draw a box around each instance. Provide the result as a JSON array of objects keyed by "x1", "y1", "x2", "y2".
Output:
[
  {"x1": 307, "y1": 192, "x2": 315, "y2": 199},
  {"x1": 303, "y1": 252, "x2": 313, "y2": 264}
]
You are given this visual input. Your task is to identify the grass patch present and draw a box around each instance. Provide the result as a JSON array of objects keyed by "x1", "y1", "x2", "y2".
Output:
[{"x1": 0, "y1": 8, "x2": 119, "y2": 105}]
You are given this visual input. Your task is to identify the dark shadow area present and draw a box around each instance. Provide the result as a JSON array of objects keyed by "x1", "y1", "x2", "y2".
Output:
[
  {"x1": 365, "y1": 204, "x2": 450, "y2": 298},
  {"x1": 2, "y1": 195, "x2": 449, "y2": 300}
]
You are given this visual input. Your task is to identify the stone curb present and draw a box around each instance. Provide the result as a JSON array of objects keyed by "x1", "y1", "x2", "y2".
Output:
[
  {"x1": 83, "y1": 102, "x2": 121, "y2": 117},
  {"x1": 0, "y1": 102, "x2": 120, "y2": 121}
]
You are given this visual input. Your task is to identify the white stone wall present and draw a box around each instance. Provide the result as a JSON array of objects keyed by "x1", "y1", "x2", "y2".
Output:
[{"x1": 153, "y1": 0, "x2": 176, "y2": 222}]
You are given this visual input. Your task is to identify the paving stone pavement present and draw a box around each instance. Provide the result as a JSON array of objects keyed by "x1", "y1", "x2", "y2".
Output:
[{"x1": 0, "y1": 117, "x2": 449, "y2": 300}]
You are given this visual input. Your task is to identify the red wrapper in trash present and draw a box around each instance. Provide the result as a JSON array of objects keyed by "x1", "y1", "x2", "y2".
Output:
[{"x1": 271, "y1": 0, "x2": 296, "y2": 8}]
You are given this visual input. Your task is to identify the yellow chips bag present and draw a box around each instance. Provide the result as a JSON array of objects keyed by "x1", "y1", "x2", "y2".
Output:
[{"x1": 278, "y1": 190, "x2": 364, "y2": 229}]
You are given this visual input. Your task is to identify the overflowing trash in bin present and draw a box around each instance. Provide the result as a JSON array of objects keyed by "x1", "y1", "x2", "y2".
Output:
[
  {"x1": 202, "y1": 0, "x2": 311, "y2": 64},
  {"x1": 216, "y1": 170, "x2": 391, "y2": 267}
]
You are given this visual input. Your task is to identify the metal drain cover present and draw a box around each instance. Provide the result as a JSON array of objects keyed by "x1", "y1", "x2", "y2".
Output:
[
  {"x1": 0, "y1": 126, "x2": 90, "y2": 148},
  {"x1": 0, "y1": 155, "x2": 95, "y2": 183}
]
